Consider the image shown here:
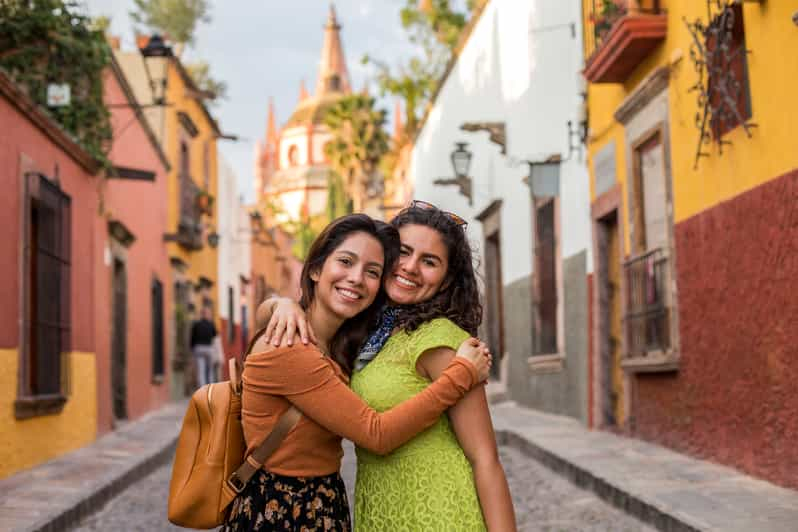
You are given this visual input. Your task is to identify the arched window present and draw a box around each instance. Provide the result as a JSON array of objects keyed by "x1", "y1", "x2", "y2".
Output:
[{"x1": 287, "y1": 145, "x2": 299, "y2": 167}]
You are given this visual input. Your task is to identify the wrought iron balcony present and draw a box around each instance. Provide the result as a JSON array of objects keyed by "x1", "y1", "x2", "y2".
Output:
[
  {"x1": 623, "y1": 248, "x2": 670, "y2": 359},
  {"x1": 177, "y1": 173, "x2": 203, "y2": 250},
  {"x1": 584, "y1": 1, "x2": 667, "y2": 84}
]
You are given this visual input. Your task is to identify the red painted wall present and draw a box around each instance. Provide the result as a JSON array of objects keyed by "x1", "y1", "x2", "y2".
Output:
[
  {"x1": 94, "y1": 69, "x2": 171, "y2": 433},
  {"x1": 586, "y1": 273, "x2": 594, "y2": 429},
  {"x1": 219, "y1": 318, "x2": 245, "y2": 380},
  {"x1": 631, "y1": 167, "x2": 798, "y2": 490},
  {"x1": 0, "y1": 91, "x2": 97, "y2": 353}
]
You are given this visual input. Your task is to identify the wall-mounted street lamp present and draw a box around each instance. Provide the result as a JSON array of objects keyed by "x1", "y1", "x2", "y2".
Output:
[
  {"x1": 140, "y1": 34, "x2": 172, "y2": 107},
  {"x1": 105, "y1": 34, "x2": 173, "y2": 110},
  {"x1": 523, "y1": 155, "x2": 562, "y2": 197},
  {"x1": 433, "y1": 142, "x2": 473, "y2": 205}
]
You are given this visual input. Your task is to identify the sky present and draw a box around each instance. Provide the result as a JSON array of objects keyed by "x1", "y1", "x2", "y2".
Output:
[{"x1": 81, "y1": 1, "x2": 418, "y2": 202}]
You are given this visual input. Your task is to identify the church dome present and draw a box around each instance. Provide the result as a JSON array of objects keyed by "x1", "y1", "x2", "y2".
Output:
[{"x1": 284, "y1": 92, "x2": 346, "y2": 129}]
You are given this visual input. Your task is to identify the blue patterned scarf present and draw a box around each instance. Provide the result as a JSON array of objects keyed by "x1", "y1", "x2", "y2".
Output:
[{"x1": 354, "y1": 306, "x2": 397, "y2": 371}]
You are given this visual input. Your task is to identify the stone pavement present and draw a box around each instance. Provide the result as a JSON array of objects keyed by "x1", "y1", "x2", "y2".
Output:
[
  {"x1": 492, "y1": 401, "x2": 798, "y2": 532},
  {"x1": 4, "y1": 397, "x2": 798, "y2": 532},
  {"x1": 0, "y1": 402, "x2": 185, "y2": 532},
  {"x1": 71, "y1": 442, "x2": 654, "y2": 532}
]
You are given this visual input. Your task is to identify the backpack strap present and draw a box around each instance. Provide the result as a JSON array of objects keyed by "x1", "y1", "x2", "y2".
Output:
[
  {"x1": 227, "y1": 406, "x2": 301, "y2": 493},
  {"x1": 228, "y1": 358, "x2": 241, "y2": 395},
  {"x1": 226, "y1": 325, "x2": 304, "y2": 493}
]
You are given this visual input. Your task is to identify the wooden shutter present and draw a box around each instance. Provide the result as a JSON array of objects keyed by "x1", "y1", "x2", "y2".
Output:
[
  {"x1": 152, "y1": 278, "x2": 165, "y2": 377},
  {"x1": 28, "y1": 173, "x2": 71, "y2": 396}
]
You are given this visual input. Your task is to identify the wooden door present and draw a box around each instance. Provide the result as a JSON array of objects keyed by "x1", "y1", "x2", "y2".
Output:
[
  {"x1": 484, "y1": 230, "x2": 504, "y2": 379},
  {"x1": 599, "y1": 212, "x2": 624, "y2": 428},
  {"x1": 607, "y1": 217, "x2": 625, "y2": 427},
  {"x1": 111, "y1": 259, "x2": 127, "y2": 420}
]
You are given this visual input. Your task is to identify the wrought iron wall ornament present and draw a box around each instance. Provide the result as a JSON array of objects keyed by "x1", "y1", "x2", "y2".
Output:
[
  {"x1": 684, "y1": 1, "x2": 757, "y2": 169},
  {"x1": 460, "y1": 122, "x2": 506, "y2": 155}
]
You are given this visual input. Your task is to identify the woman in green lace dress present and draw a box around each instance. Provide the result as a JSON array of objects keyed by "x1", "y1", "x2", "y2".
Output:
[{"x1": 260, "y1": 202, "x2": 516, "y2": 531}]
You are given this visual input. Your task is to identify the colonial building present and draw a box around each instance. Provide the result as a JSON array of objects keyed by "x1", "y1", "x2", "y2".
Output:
[
  {"x1": 94, "y1": 54, "x2": 172, "y2": 431},
  {"x1": 582, "y1": 0, "x2": 798, "y2": 489},
  {"x1": 216, "y1": 155, "x2": 252, "y2": 368},
  {"x1": 116, "y1": 37, "x2": 222, "y2": 398},
  {"x1": 410, "y1": 0, "x2": 593, "y2": 423},
  {"x1": 254, "y1": 5, "x2": 353, "y2": 223},
  {"x1": 0, "y1": 70, "x2": 100, "y2": 478}
]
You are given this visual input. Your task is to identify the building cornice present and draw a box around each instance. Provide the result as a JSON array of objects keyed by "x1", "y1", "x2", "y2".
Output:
[{"x1": 613, "y1": 66, "x2": 670, "y2": 125}]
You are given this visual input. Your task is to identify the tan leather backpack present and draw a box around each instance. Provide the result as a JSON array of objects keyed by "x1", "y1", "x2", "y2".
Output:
[{"x1": 167, "y1": 331, "x2": 300, "y2": 529}]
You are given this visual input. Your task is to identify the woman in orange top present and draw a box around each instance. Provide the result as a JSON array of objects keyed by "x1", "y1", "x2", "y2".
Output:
[{"x1": 222, "y1": 214, "x2": 491, "y2": 532}]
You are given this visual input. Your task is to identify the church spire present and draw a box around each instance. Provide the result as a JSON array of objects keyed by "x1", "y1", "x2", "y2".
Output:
[
  {"x1": 298, "y1": 79, "x2": 309, "y2": 101},
  {"x1": 266, "y1": 97, "x2": 278, "y2": 148},
  {"x1": 315, "y1": 4, "x2": 351, "y2": 97}
]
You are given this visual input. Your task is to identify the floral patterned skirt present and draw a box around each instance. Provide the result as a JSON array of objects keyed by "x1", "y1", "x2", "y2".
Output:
[{"x1": 221, "y1": 469, "x2": 350, "y2": 532}]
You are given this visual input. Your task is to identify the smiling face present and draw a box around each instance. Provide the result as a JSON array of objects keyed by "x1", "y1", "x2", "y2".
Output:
[
  {"x1": 384, "y1": 224, "x2": 449, "y2": 305},
  {"x1": 310, "y1": 231, "x2": 385, "y2": 322}
]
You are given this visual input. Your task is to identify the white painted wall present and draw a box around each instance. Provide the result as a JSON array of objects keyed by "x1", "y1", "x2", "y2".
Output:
[
  {"x1": 217, "y1": 155, "x2": 250, "y2": 327},
  {"x1": 411, "y1": 0, "x2": 593, "y2": 285}
]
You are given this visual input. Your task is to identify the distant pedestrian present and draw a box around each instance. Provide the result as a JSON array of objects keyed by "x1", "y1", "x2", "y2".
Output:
[{"x1": 190, "y1": 306, "x2": 217, "y2": 388}]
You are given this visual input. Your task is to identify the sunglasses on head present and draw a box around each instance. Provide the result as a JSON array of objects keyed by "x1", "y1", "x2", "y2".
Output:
[{"x1": 409, "y1": 200, "x2": 468, "y2": 228}]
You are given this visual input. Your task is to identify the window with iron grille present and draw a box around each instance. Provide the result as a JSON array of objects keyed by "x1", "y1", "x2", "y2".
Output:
[
  {"x1": 534, "y1": 199, "x2": 558, "y2": 355},
  {"x1": 625, "y1": 133, "x2": 671, "y2": 357},
  {"x1": 18, "y1": 173, "x2": 71, "y2": 415},
  {"x1": 624, "y1": 249, "x2": 670, "y2": 356},
  {"x1": 151, "y1": 278, "x2": 165, "y2": 378},
  {"x1": 707, "y1": 3, "x2": 752, "y2": 139}
]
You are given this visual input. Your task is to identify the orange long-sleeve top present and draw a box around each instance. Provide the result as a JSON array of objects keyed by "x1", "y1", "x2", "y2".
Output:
[{"x1": 241, "y1": 345, "x2": 478, "y2": 477}]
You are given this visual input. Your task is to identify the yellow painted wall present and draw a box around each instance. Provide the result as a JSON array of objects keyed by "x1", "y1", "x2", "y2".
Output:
[
  {"x1": 586, "y1": 1, "x2": 798, "y2": 252},
  {"x1": 0, "y1": 349, "x2": 97, "y2": 479},
  {"x1": 164, "y1": 61, "x2": 219, "y2": 301}
]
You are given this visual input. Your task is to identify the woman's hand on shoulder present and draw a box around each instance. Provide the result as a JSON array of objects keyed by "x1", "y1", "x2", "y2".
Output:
[
  {"x1": 456, "y1": 338, "x2": 492, "y2": 382},
  {"x1": 262, "y1": 297, "x2": 316, "y2": 347},
  {"x1": 250, "y1": 331, "x2": 277, "y2": 355}
]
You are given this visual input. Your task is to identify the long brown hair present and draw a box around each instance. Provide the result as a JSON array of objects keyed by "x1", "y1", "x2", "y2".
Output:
[
  {"x1": 299, "y1": 214, "x2": 400, "y2": 374},
  {"x1": 390, "y1": 205, "x2": 482, "y2": 336}
]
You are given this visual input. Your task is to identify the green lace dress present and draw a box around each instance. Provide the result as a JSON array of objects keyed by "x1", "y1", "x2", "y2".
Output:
[{"x1": 350, "y1": 318, "x2": 486, "y2": 531}]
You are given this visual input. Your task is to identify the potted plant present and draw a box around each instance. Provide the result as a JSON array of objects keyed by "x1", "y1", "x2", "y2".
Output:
[
  {"x1": 196, "y1": 189, "x2": 214, "y2": 215},
  {"x1": 591, "y1": 0, "x2": 625, "y2": 43}
]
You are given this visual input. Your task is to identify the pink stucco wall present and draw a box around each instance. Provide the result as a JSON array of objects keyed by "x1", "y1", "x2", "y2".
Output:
[
  {"x1": 0, "y1": 89, "x2": 97, "y2": 354},
  {"x1": 94, "y1": 69, "x2": 172, "y2": 433}
]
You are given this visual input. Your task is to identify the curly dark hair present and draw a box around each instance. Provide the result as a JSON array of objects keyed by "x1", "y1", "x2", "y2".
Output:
[
  {"x1": 389, "y1": 204, "x2": 482, "y2": 336},
  {"x1": 299, "y1": 214, "x2": 400, "y2": 374}
]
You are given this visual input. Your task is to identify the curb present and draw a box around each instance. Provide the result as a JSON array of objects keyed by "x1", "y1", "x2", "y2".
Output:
[
  {"x1": 1, "y1": 403, "x2": 186, "y2": 532},
  {"x1": 496, "y1": 427, "x2": 701, "y2": 532},
  {"x1": 27, "y1": 437, "x2": 178, "y2": 532},
  {"x1": 45, "y1": 438, "x2": 178, "y2": 532}
]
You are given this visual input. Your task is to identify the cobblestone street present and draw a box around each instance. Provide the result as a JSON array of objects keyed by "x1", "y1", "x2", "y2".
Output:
[
  {"x1": 72, "y1": 442, "x2": 651, "y2": 531},
  {"x1": 500, "y1": 446, "x2": 653, "y2": 532}
]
